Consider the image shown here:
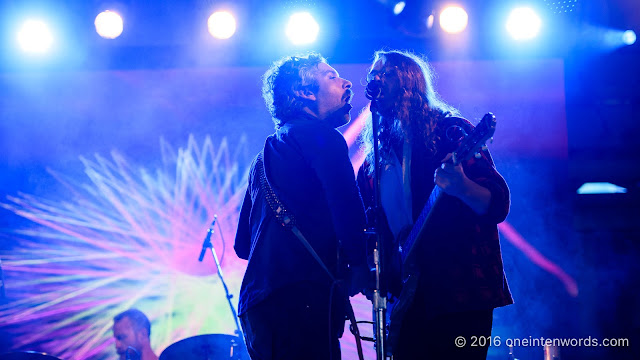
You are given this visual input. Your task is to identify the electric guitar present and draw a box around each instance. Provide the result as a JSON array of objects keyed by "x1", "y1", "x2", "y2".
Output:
[{"x1": 387, "y1": 112, "x2": 497, "y2": 351}]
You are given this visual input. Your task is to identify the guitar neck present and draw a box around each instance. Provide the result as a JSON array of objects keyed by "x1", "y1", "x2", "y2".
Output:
[
  {"x1": 400, "y1": 185, "x2": 443, "y2": 265},
  {"x1": 397, "y1": 113, "x2": 497, "y2": 266}
]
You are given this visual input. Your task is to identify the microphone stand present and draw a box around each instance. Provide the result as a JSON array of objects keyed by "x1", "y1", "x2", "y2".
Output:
[
  {"x1": 198, "y1": 215, "x2": 245, "y2": 347},
  {"x1": 369, "y1": 99, "x2": 388, "y2": 360}
]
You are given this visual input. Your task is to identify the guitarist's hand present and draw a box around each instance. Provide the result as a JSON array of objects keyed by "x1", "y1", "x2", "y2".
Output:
[
  {"x1": 434, "y1": 153, "x2": 468, "y2": 198},
  {"x1": 435, "y1": 153, "x2": 491, "y2": 215}
]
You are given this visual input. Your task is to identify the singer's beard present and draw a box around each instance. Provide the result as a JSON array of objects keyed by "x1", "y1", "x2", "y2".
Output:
[{"x1": 327, "y1": 103, "x2": 352, "y2": 128}]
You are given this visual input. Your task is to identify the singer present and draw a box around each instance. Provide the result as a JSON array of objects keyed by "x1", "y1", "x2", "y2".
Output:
[
  {"x1": 357, "y1": 50, "x2": 513, "y2": 360},
  {"x1": 234, "y1": 52, "x2": 368, "y2": 360}
]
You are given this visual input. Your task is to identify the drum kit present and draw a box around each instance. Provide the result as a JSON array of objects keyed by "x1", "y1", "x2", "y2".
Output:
[
  {"x1": 159, "y1": 334, "x2": 249, "y2": 360},
  {"x1": 1, "y1": 218, "x2": 248, "y2": 360},
  {"x1": 0, "y1": 334, "x2": 249, "y2": 360}
]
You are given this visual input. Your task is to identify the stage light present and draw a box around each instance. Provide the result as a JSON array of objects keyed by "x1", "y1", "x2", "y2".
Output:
[
  {"x1": 393, "y1": 2, "x2": 406, "y2": 15},
  {"x1": 17, "y1": 19, "x2": 53, "y2": 53},
  {"x1": 439, "y1": 6, "x2": 468, "y2": 34},
  {"x1": 426, "y1": 14, "x2": 435, "y2": 30},
  {"x1": 207, "y1": 11, "x2": 236, "y2": 39},
  {"x1": 577, "y1": 182, "x2": 627, "y2": 194},
  {"x1": 622, "y1": 30, "x2": 636, "y2": 45},
  {"x1": 95, "y1": 11, "x2": 123, "y2": 39},
  {"x1": 286, "y1": 12, "x2": 319, "y2": 45},
  {"x1": 598, "y1": 28, "x2": 638, "y2": 50},
  {"x1": 506, "y1": 7, "x2": 542, "y2": 40}
]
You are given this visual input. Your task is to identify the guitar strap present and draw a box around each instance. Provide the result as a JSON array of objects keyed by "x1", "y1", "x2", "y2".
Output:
[{"x1": 255, "y1": 150, "x2": 364, "y2": 360}]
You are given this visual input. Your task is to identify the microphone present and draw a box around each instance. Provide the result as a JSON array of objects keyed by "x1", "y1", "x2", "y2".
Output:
[
  {"x1": 198, "y1": 215, "x2": 218, "y2": 262},
  {"x1": 365, "y1": 80, "x2": 382, "y2": 100},
  {"x1": 125, "y1": 346, "x2": 140, "y2": 360}
]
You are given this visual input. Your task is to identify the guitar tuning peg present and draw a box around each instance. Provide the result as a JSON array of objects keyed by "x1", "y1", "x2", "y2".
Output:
[
  {"x1": 481, "y1": 145, "x2": 488, "y2": 151},
  {"x1": 475, "y1": 152, "x2": 482, "y2": 159},
  {"x1": 489, "y1": 137, "x2": 494, "y2": 143}
]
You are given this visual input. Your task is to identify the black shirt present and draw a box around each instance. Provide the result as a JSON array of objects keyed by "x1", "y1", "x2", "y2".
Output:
[{"x1": 234, "y1": 115, "x2": 367, "y2": 315}]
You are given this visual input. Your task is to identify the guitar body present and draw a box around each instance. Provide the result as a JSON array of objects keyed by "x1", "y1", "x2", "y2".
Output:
[
  {"x1": 386, "y1": 189, "x2": 444, "y2": 353},
  {"x1": 388, "y1": 271, "x2": 419, "y2": 353},
  {"x1": 386, "y1": 113, "x2": 497, "y2": 353}
]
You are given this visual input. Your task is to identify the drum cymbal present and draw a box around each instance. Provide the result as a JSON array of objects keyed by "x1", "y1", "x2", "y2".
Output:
[
  {"x1": 159, "y1": 334, "x2": 248, "y2": 360},
  {"x1": 0, "y1": 352, "x2": 62, "y2": 360}
]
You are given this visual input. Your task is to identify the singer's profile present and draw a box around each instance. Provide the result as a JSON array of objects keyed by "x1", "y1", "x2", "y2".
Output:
[{"x1": 233, "y1": 52, "x2": 369, "y2": 360}]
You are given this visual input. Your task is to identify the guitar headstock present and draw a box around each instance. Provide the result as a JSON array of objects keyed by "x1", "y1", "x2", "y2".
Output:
[{"x1": 452, "y1": 112, "x2": 496, "y2": 165}]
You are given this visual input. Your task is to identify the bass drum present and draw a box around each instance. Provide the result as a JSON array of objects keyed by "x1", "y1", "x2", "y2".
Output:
[{"x1": 159, "y1": 334, "x2": 249, "y2": 360}]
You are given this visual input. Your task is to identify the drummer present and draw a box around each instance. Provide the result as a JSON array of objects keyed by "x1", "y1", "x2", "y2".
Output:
[{"x1": 112, "y1": 308, "x2": 158, "y2": 360}]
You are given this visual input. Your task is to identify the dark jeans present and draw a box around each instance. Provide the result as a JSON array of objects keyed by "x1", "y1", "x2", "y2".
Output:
[
  {"x1": 239, "y1": 282, "x2": 343, "y2": 360},
  {"x1": 394, "y1": 308, "x2": 494, "y2": 360}
]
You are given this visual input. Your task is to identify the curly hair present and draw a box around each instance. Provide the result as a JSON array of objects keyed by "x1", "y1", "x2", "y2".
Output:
[
  {"x1": 262, "y1": 52, "x2": 327, "y2": 128},
  {"x1": 361, "y1": 50, "x2": 459, "y2": 174}
]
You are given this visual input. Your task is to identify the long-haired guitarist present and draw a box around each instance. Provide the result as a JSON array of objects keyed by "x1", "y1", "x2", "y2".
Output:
[{"x1": 357, "y1": 50, "x2": 513, "y2": 360}]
